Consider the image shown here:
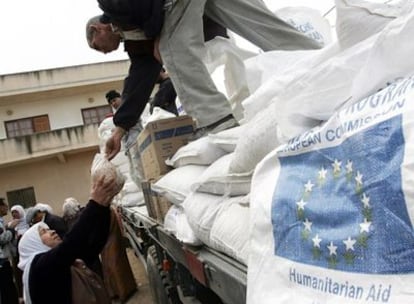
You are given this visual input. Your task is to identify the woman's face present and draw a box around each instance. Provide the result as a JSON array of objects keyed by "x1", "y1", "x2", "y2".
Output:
[
  {"x1": 39, "y1": 227, "x2": 62, "y2": 248},
  {"x1": 11, "y1": 210, "x2": 20, "y2": 219},
  {"x1": 31, "y1": 211, "x2": 43, "y2": 225}
]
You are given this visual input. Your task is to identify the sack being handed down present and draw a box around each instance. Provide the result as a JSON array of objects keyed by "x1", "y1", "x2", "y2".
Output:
[{"x1": 91, "y1": 153, "x2": 125, "y2": 195}]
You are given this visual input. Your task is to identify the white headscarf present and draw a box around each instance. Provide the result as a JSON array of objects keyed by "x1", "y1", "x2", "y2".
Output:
[
  {"x1": 62, "y1": 197, "x2": 82, "y2": 218},
  {"x1": 35, "y1": 203, "x2": 53, "y2": 214},
  {"x1": 18, "y1": 222, "x2": 52, "y2": 304},
  {"x1": 10, "y1": 205, "x2": 29, "y2": 236}
]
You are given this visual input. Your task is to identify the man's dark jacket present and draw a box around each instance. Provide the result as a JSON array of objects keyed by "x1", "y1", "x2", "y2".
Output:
[
  {"x1": 97, "y1": 0, "x2": 163, "y2": 131},
  {"x1": 98, "y1": 0, "x2": 165, "y2": 38},
  {"x1": 96, "y1": 0, "x2": 228, "y2": 131}
]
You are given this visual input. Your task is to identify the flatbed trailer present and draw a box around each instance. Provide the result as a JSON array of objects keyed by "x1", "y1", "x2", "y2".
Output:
[{"x1": 119, "y1": 204, "x2": 247, "y2": 304}]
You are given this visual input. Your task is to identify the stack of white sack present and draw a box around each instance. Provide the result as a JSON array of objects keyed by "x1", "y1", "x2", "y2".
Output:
[
  {"x1": 159, "y1": 127, "x2": 249, "y2": 199},
  {"x1": 152, "y1": 5, "x2": 335, "y2": 263},
  {"x1": 202, "y1": 6, "x2": 334, "y2": 122},
  {"x1": 230, "y1": 0, "x2": 414, "y2": 177},
  {"x1": 152, "y1": 133, "x2": 230, "y2": 246},
  {"x1": 243, "y1": 6, "x2": 334, "y2": 96},
  {"x1": 119, "y1": 180, "x2": 145, "y2": 207},
  {"x1": 162, "y1": 190, "x2": 251, "y2": 265},
  {"x1": 185, "y1": 193, "x2": 251, "y2": 265},
  {"x1": 153, "y1": 130, "x2": 252, "y2": 264}
]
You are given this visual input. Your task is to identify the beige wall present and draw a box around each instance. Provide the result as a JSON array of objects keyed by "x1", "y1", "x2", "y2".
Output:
[
  {"x1": 0, "y1": 148, "x2": 98, "y2": 216},
  {"x1": 0, "y1": 61, "x2": 134, "y2": 219}
]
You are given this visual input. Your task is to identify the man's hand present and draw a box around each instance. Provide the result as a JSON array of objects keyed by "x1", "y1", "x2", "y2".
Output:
[{"x1": 105, "y1": 127, "x2": 126, "y2": 160}]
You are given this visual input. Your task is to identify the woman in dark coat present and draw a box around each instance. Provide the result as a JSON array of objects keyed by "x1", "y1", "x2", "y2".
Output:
[{"x1": 17, "y1": 175, "x2": 120, "y2": 304}]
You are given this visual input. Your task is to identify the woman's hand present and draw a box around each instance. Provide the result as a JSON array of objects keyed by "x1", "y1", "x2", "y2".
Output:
[{"x1": 90, "y1": 175, "x2": 120, "y2": 207}]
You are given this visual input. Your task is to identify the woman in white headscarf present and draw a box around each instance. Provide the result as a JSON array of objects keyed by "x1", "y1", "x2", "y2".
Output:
[
  {"x1": 9, "y1": 205, "x2": 29, "y2": 238},
  {"x1": 62, "y1": 197, "x2": 84, "y2": 230},
  {"x1": 7, "y1": 204, "x2": 29, "y2": 301},
  {"x1": 18, "y1": 175, "x2": 121, "y2": 304}
]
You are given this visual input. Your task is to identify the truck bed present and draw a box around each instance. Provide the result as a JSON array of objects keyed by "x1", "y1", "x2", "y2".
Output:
[{"x1": 120, "y1": 204, "x2": 247, "y2": 304}]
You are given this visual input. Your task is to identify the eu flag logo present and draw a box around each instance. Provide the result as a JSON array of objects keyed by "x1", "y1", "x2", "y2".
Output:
[{"x1": 272, "y1": 115, "x2": 414, "y2": 274}]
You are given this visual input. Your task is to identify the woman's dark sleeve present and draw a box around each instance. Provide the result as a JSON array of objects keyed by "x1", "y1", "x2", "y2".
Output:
[{"x1": 34, "y1": 200, "x2": 111, "y2": 269}]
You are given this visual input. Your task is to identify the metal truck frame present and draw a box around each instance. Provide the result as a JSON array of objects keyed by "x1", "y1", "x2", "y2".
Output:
[{"x1": 119, "y1": 204, "x2": 247, "y2": 304}]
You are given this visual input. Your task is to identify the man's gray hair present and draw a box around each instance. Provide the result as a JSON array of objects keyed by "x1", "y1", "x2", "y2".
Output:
[{"x1": 86, "y1": 15, "x2": 102, "y2": 46}]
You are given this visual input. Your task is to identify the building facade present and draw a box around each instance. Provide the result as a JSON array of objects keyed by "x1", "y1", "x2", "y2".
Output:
[{"x1": 0, "y1": 60, "x2": 130, "y2": 214}]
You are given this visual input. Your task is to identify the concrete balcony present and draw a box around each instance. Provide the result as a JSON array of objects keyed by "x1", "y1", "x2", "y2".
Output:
[{"x1": 0, "y1": 124, "x2": 100, "y2": 168}]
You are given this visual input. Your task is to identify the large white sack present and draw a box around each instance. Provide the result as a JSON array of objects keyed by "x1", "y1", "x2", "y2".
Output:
[
  {"x1": 243, "y1": 5, "x2": 414, "y2": 133},
  {"x1": 234, "y1": 36, "x2": 369, "y2": 175},
  {"x1": 97, "y1": 116, "x2": 131, "y2": 164},
  {"x1": 229, "y1": 109, "x2": 286, "y2": 174},
  {"x1": 238, "y1": 43, "x2": 367, "y2": 172},
  {"x1": 203, "y1": 36, "x2": 257, "y2": 121},
  {"x1": 164, "y1": 205, "x2": 202, "y2": 246},
  {"x1": 126, "y1": 144, "x2": 144, "y2": 187},
  {"x1": 335, "y1": 0, "x2": 413, "y2": 49},
  {"x1": 241, "y1": 43, "x2": 341, "y2": 122},
  {"x1": 242, "y1": 6, "x2": 334, "y2": 99},
  {"x1": 152, "y1": 165, "x2": 208, "y2": 205},
  {"x1": 244, "y1": 50, "x2": 317, "y2": 95},
  {"x1": 118, "y1": 179, "x2": 143, "y2": 205},
  {"x1": 110, "y1": 151, "x2": 132, "y2": 184},
  {"x1": 97, "y1": 116, "x2": 115, "y2": 153},
  {"x1": 209, "y1": 195, "x2": 250, "y2": 265},
  {"x1": 277, "y1": 6, "x2": 333, "y2": 47},
  {"x1": 248, "y1": 76, "x2": 414, "y2": 303},
  {"x1": 120, "y1": 191, "x2": 145, "y2": 207},
  {"x1": 98, "y1": 116, "x2": 115, "y2": 138},
  {"x1": 192, "y1": 153, "x2": 252, "y2": 196},
  {"x1": 274, "y1": 8, "x2": 414, "y2": 140},
  {"x1": 183, "y1": 192, "x2": 227, "y2": 245},
  {"x1": 144, "y1": 107, "x2": 176, "y2": 125},
  {"x1": 166, "y1": 136, "x2": 227, "y2": 168},
  {"x1": 164, "y1": 205, "x2": 180, "y2": 235},
  {"x1": 208, "y1": 125, "x2": 246, "y2": 153},
  {"x1": 350, "y1": 8, "x2": 414, "y2": 110},
  {"x1": 121, "y1": 180, "x2": 141, "y2": 195}
]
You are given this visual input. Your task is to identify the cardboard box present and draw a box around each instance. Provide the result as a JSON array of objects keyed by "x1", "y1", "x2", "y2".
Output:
[
  {"x1": 142, "y1": 179, "x2": 172, "y2": 223},
  {"x1": 137, "y1": 115, "x2": 195, "y2": 180}
]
